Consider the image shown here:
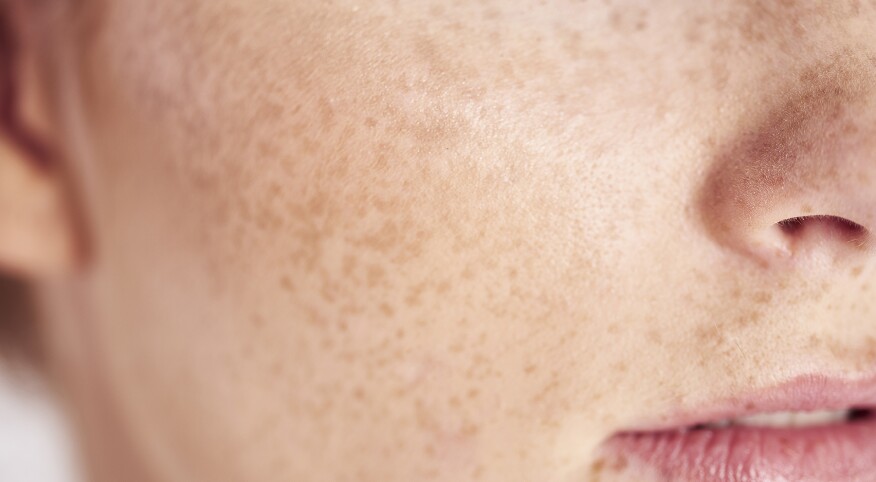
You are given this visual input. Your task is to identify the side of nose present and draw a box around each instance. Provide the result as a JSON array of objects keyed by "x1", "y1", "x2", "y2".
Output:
[{"x1": 697, "y1": 55, "x2": 876, "y2": 268}]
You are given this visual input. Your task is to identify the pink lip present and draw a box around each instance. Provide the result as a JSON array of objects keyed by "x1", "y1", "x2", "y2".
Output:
[{"x1": 601, "y1": 374, "x2": 876, "y2": 482}]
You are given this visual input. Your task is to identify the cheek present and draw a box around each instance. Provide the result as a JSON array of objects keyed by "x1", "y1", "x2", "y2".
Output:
[{"x1": 74, "y1": 1, "x2": 696, "y2": 479}]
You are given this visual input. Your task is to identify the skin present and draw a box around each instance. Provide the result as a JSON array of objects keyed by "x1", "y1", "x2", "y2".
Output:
[{"x1": 1, "y1": 0, "x2": 876, "y2": 481}]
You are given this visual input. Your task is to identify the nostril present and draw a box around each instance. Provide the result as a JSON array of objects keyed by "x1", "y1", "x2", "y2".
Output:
[{"x1": 776, "y1": 215, "x2": 871, "y2": 254}]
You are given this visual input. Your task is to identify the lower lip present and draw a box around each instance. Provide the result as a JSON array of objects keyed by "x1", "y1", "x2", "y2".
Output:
[{"x1": 602, "y1": 417, "x2": 876, "y2": 481}]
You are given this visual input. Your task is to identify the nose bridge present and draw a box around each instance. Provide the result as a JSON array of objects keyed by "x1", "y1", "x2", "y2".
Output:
[{"x1": 697, "y1": 52, "x2": 876, "y2": 266}]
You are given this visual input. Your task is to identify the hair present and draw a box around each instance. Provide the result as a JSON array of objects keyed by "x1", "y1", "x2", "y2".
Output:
[{"x1": 0, "y1": 276, "x2": 39, "y2": 368}]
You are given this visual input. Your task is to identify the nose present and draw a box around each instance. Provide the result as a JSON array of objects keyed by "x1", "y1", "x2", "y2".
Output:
[{"x1": 697, "y1": 55, "x2": 876, "y2": 268}]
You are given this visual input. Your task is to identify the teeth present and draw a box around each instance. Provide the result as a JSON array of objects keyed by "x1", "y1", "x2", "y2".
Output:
[{"x1": 703, "y1": 410, "x2": 851, "y2": 429}]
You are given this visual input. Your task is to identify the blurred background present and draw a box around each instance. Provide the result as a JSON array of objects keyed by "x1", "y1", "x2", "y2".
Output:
[{"x1": 0, "y1": 277, "x2": 80, "y2": 482}]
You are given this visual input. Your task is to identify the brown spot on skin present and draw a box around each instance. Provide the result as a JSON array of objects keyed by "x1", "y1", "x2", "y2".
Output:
[
  {"x1": 752, "y1": 291, "x2": 772, "y2": 304},
  {"x1": 352, "y1": 386, "x2": 366, "y2": 401},
  {"x1": 733, "y1": 309, "x2": 762, "y2": 327},
  {"x1": 590, "y1": 458, "x2": 605, "y2": 478},
  {"x1": 404, "y1": 281, "x2": 429, "y2": 307},
  {"x1": 342, "y1": 254, "x2": 358, "y2": 276},
  {"x1": 356, "y1": 220, "x2": 402, "y2": 253},
  {"x1": 608, "y1": 7, "x2": 649, "y2": 34},
  {"x1": 279, "y1": 275, "x2": 294, "y2": 292},
  {"x1": 435, "y1": 280, "x2": 451, "y2": 294},
  {"x1": 646, "y1": 329, "x2": 663, "y2": 344},
  {"x1": 251, "y1": 314, "x2": 264, "y2": 329},
  {"x1": 366, "y1": 264, "x2": 386, "y2": 288},
  {"x1": 694, "y1": 322, "x2": 728, "y2": 349},
  {"x1": 852, "y1": 265, "x2": 863, "y2": 278},
  {"x1": 379, "y1": 303, "x2": 395, "y2": 317}
]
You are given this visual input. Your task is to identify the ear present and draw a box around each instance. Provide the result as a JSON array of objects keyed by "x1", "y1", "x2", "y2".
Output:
[{"x1": 0, "y1": 2, "x2": 80, "y2": 278}]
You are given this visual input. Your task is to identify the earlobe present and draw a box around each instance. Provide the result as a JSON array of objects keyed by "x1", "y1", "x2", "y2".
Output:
[
  {"x1": 0, "y1": 3, "x2": 80, "y2": 279},
  {"x1": 0, "y1": 140, "x2": 75, "y2": 277}
]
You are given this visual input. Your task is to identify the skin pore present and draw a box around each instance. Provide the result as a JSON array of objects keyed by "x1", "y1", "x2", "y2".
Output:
[{"x1": 1, "y1": 0, "x2": 875, "y2": 481}]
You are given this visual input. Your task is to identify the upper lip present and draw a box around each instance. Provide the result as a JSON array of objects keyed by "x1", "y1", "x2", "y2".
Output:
[{"x1": 617, "y1": 373, "x2": 876, "y2": 434}]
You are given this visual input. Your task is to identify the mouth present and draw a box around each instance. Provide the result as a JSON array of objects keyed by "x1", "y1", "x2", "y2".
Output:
[{"x1": 600, "y1": 375, "x2": 876, "y2": 482}]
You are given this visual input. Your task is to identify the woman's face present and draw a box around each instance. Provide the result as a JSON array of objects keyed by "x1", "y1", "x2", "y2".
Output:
[{"x1": 27, "y1": 0, "x2": 876, "y2": 481}]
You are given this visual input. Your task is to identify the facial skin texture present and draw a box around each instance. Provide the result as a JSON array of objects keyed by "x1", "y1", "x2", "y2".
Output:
[{"x1": 14, "y1": 0, "x2": 876, "y2": 481}]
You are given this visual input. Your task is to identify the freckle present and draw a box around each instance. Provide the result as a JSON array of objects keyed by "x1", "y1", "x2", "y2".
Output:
[
  {"x1": 306, "y1": 192, "x2": 328, "y2": 217},
  {"x1": 405, "y1": 281, "x2": 429, "y2": 307},
  {"x1": 606, "y1": 324, "x2": 620, "y2": 334},
  {"x1": 753, "y1": 291, "x2": 772, "y2": 304},
  {"x1": 646, "y1": 329, "x2": 663, "y2": 344},
  {"x1": 695, "y1": 324, "x2": 722, "y2": 346},
  {"x1": 482, "y1": 7, "x2": 501, "y2": 20},
  {"x1": 342, "y1": 254, "x2": 358, "y2": 276},
  {"x1": 523, "y1": 363, "x2": 537, "y2": 375},
  {"x1": 379, "y1": 303, "x2": 395, "y2": 317},
  {"x1": 461, "y1": 422, "x2": 480, "y2": 436},
  {"x1": 590, "y1": 459, "x2": 605, "y2": 477},
  {"x1": 367, "y1": 264, "x2": 386, "y2": 288},
  {"x1": 851, "y1": 266, "x2": 863, "y2": 278},
  {"x1": 364, "y1": 117, "x2": 377, "y2": 128},
  {"x1": 609, "y1": 9, "x2": 623, "y2": 30},
  {"x1": 356, "y1": 220, "x2": 401, "y2": 252},
  {"x1": 251, "y1": 314, "x2": 265, "y2": 329},
  {"x1": 739, "y1": 307, "x2": 763, "y2": 326},
  {"x1": 467, "y1": 388, "x2": 480, "y2": 399},
  {"x1": 279, "y1": 275, "x2": 294, "y2": 292},
  {"x1": 352, "y1": 386, "x2": 366, "y2": 401},
  {"x1": 320, "y1": 284, "x2": 337, "y2": 303},
  {"x1": 436, "y1": 280, "x2": 451, "y2": 294}
]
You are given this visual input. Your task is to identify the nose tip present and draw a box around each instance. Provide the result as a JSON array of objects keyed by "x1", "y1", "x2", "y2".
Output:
[{"x1": 697, "y1": 54, "x2": 876, "y2": 267}]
